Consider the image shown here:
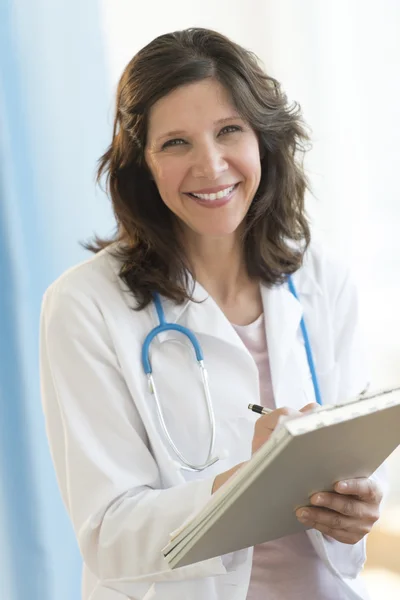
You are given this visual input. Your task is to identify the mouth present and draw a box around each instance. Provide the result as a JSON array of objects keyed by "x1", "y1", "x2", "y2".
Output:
[{"x1": 184, "y1": 183, "x2": 240, "y2": 202}]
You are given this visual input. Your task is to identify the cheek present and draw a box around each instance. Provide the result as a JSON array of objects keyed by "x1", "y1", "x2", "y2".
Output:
[
  {"x1": 236, "y1": 141, "x2": 262, "y2": 184},
  {"x1": 240, "y1": 158, "x2": 261, "y2": 189},
  {"x1": 154, "y1": 161, "x2": 185, "y2": 197}
]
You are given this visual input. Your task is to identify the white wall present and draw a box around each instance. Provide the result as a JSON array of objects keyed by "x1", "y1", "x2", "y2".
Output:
[
  {"x1": 100, "y1": 0, "x2": 400, "y2": 501},
  {"x1": 100, "y1": 0, "x2": 271, "y2": 89}
]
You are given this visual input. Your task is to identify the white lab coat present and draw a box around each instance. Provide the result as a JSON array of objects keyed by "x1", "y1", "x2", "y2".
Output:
[{"x1": 40, "y1": 242, "x2": 381, "y2": 600}]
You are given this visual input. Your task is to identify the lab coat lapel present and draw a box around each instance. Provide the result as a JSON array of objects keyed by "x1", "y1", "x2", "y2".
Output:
[
  {"x1": 155, "y1": 281, "x2": 250, "y2": 357},
  {"x1": 262, "y1": 281, "x2": 304, "y2": 408}
]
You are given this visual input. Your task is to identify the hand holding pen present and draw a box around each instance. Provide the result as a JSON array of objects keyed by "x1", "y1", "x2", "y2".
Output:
[
  {"x1": 249, "y1": 403, "x2": 318, "y2": 454},
  {"x1": 213, "y1": 402, "x2": 319, "y2": 493}
]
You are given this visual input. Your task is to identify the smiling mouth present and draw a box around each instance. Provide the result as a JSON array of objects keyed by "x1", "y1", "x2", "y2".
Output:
[{"x1": 185, "y1": 183, "x2": 239, "y2": 201}]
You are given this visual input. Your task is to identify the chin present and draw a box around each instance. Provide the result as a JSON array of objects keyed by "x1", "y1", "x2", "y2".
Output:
[
  {"x1": 194, "y1": 223, "x2": 244, "y2": 238},
  {"x1": 179, "y1": 210, "x2": 248, "y2": 240}
]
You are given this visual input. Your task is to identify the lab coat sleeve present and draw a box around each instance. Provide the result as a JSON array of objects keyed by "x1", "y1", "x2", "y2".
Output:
[
  {"x1": 320, "y1": 263, "x2": 388, "y2": 579},
  {"x1": 40, "y1": 284, "x2": 228, "y2": 599}
]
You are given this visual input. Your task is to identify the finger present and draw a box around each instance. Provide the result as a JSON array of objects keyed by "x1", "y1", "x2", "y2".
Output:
[
  {"x1": 309, "y1": 492, "x2": 379, "y2": 523},
  {"x1": 296, "y1": 507, "x2": 370, "y2": 536},
  {"x1": 256, "y1": 407, "x2": 299, "y2": 431},
  {"x1": 334, "y1": 478, "x2": 383, "y2": 504},
  {"x1": 253, "y1": 408, "x2": 300, "y2": 453},
  {"x1": 300, "y1": 403, "x2": 319, "y2": 413},
  {"x1": 296, "y1": 507, "x2": 352, "y2": 531}
]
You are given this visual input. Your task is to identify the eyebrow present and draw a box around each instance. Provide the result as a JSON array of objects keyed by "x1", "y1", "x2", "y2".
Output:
[{"x1": 155, "y1": 116, "x2": 244, "y2": 143}]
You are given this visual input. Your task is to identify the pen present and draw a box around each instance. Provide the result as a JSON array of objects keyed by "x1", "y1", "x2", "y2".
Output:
[{"x1": 248, "y1": 403, "x2": 273, "y2": 415}]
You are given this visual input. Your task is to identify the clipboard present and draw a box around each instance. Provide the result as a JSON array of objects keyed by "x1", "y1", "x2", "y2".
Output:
[{"x1": 163, "y1": 386, "x2": 400, "y2": 569}]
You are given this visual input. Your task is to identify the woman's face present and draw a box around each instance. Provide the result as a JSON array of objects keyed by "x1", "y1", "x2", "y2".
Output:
[{"x1": 145, "y1": 79, "x2": 261, "y2": 241}]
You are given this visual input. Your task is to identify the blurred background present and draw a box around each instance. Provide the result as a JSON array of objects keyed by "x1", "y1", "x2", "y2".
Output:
[{"x1": 0, "y1": 0, "x2": 399, "y2": 598}]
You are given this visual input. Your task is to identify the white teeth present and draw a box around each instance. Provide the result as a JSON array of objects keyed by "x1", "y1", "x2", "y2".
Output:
[{"x1": 191, "y1": 184, "x2": 236, "y2": 201}]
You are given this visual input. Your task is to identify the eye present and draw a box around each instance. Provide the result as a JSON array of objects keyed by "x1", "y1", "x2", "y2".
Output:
[
  {"x1": 219, "y1": 125, "x2": 243, "y2": 136},
  {"x1": 161, "y1": 138, "x2": 187, "y2": 150}
]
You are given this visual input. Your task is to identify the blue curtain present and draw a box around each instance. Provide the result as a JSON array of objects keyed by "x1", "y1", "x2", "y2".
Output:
[{"x1": 0, "y1": 1, "x2": 115, "y2": 598}]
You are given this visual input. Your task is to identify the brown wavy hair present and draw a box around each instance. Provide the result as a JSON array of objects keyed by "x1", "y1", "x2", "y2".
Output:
[{"x1": 88, "y1": 27, "x2": 311, "y2": 309}]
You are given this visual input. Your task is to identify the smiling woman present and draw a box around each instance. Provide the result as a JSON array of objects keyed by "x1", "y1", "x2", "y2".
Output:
[
  {"x1": 87, "y1": 27, "x2": 310, "y2": 310},
  {"x1": 40, "y1": 27, "x2": 384, "y2": 600},
  {"x1": 145, "y1": 79, "x2": 262, "y2": 237}
]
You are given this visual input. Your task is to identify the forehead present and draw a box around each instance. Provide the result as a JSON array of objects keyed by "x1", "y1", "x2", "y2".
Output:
[{"x1": 146, "y1": 79, "x2": 238, "y2": 139}]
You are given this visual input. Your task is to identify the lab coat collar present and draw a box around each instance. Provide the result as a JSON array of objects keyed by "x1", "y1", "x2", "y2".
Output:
[
  {"x1": 154, "y1": 279, "x2": 243, "y2": 353},
  {"x1": 154, "y1": 264, "x2": 322, "y2": 392},
  {"x1": 157, "y1": 260, "x2": 322, "y2": 333}
]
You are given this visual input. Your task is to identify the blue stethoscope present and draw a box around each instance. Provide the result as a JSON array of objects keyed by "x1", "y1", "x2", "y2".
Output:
[{"x1": 142, "y1": 276, "x2": 322, "y2": 471}]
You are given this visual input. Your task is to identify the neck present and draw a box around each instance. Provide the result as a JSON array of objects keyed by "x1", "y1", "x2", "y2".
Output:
[{"x1": 183, "y1": 231, "x2": 251, "y2": 304}]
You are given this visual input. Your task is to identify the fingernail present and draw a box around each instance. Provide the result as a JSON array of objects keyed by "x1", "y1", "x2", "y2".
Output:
[
  {"x1": 338, "y1": 482, "x2": 348, "y2": 491},
  {"x1": 298, "y1": 509, "x2": 310, "y2": 521},
  {"x1": 313, "y1": 494, "x2": 323, "y2": 505}
]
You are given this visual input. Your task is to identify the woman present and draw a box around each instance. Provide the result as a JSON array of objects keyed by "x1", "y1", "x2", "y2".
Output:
[{"x1": 40, "y1": 28, "x2": 384, "y2": 600}]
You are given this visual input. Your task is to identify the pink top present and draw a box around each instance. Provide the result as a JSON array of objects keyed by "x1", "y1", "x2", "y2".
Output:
[{"x1": 232, "y1": 314, "x2": 341, "y2": 599}]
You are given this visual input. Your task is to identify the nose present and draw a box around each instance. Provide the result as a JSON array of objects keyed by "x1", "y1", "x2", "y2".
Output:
[{"x1": 191, "y1": 141, "x2": 229, "y2": 180}]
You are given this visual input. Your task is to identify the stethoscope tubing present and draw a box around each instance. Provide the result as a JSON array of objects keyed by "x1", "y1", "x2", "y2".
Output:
[{"x1": 142, "y1": 276, "x2": 321, "y2": 471}]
